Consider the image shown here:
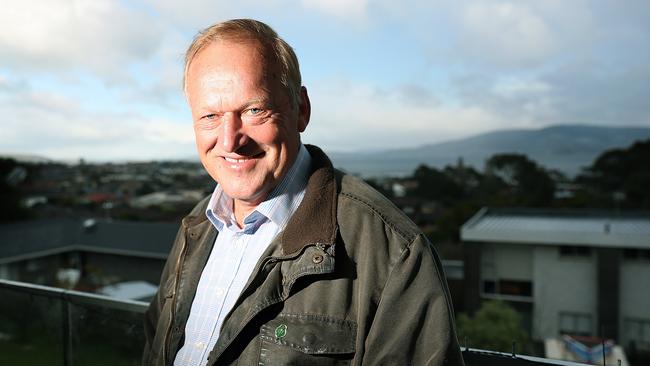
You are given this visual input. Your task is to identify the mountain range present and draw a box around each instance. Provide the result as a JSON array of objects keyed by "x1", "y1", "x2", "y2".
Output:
[
  {"x1": 4, "y1": 125, "x2": 649, "y2": 178},
  {"x1": 328, "y1": 125, "x2": 650, "y2": 178}
]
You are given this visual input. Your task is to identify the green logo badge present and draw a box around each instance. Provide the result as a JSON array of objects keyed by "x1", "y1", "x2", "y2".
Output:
[{"x1": 275, "y1": 324, "x2": 287, "y2": 339}]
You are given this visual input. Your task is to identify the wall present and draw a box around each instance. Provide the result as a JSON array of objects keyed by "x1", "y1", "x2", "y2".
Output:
[
  {"x1": 532, "y1": 245, "x2": 597, "y2": 340},
  {"x1": 619, "y1": 257, "x2": 650, "y2": 349}
]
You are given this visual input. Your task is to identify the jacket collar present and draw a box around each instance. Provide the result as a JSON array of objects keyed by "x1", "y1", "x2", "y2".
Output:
[
  {"x1": 280, "y1": 144, "x2": 339, "y2": 254},
  {"x1": 182, "y1": 144, "x2": 339, "y2": 255}
]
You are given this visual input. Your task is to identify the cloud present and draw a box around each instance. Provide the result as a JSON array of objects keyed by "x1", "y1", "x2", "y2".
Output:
[
  {"x1": 300, "y1": 0, "x2": 369, "y2": 20},
  {"x1": 405, "y1": 0, "x2": 597, "y2": 71},
  {"x1": 458, "y1": 1, "x2": 555, "y2": 67},
  {"x1": 117, "y1": 32, "x2": 188, "y2": 109},
  {"x1": 1, "y1": 0, "x2": 648, "y2": 161},
  {"x1": 140, "y1": 0, "x2": 239, "y2": 30},
  {"x1": 450, "y1": 72, "x2": 558, "y2": 126},
  {"x1": 0, "y1": 78, "x2": 195, "y2": 161},
  {"x1": 302, "y1": 78, "x2": 504, "y2": 152},
  {"x1": 447, "y1": 64, "x2": 650, "y2": 132},
  {"x1": 404, "y1": 1, "x2": 650, "y2": 131},
  {"x1": 543, "y1": 62, "x2": 650, "y2": 125},
  {"x1": 0, "y1": 0, "x2": 164, "y2": 79},
  {"x1": 141, "y1": 0, "x2": 374, "y2": 31}
]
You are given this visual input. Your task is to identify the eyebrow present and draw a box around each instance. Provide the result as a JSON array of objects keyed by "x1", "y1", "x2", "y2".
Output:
[
  {"x1": 195, "y1": 95, "x2": 273, "y2": 117},
  {"x1": 240, "y1": 97, "x2": 272, "y2": 110}
]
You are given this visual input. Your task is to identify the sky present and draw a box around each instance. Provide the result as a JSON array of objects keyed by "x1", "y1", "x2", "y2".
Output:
[{"x1": 1, "y1": 0, "x2": 649, "y2": 162}]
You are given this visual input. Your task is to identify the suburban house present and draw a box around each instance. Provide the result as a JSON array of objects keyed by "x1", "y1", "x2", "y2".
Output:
[
  {"x1": 0, "y1": 218, "x2": 178, "y2": 297},
  {"x1": 461, "y1": 207, "x2": 650, "y2": 355}
]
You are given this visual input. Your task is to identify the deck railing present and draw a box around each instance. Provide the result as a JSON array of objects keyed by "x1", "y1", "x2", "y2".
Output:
[
  {"x1": 0, "y1": 279, "x2": 592, "y2": 366},
  {"x1": 0, "y1": 278, "x2": 147, "y2": 366}
]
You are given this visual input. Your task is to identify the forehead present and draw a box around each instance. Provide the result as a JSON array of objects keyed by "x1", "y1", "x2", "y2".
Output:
[
  {"x1": 185, "y1": 39, "x2": 288, "y2": 112},
  {"x1": 188, "y1": 39, "x2": 277, "y2": 82}
]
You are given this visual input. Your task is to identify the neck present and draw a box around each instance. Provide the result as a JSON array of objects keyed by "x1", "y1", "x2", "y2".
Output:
[{"x1": 233, "y1": 198, "x2": 263, "y2": 228}]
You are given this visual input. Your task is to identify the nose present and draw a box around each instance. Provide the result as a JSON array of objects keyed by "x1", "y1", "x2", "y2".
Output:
[{"x1": 220, "y1": 113, "x2": 247, "y2": 153}]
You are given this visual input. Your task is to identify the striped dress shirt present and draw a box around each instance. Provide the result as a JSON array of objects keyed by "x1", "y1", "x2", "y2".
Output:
[{"x1": 173, "y1": 144, "x2": 311, "y2": 366}]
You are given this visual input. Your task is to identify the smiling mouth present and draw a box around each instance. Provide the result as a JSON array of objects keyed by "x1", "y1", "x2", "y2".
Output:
[
  {"x1": 224, "y1": 157, "x2": 250, "y2": 163},
  {"x1": 222, "y1": 152, "x2": 264, "y2": 164}
]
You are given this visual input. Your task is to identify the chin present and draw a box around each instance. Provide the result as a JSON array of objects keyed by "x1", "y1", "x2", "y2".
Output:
[{"x1": 222, "y1": 184, "x2": 264, "y2": 201}]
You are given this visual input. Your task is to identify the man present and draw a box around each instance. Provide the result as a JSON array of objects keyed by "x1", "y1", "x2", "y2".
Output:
[{"x1": 143, "y1": 19, "x2": 463, "y2": 366}]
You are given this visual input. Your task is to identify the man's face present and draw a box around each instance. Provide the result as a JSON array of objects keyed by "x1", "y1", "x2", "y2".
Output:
[{"x1": 186, "y1": 40, "x2": 310, "y2": 211}]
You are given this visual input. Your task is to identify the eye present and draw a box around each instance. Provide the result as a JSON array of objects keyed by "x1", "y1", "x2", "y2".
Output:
[
  {"x1": 247, "y1": 107, "x2": 263, "y2": 115},
  {"x1": 203, "y1": 114, "x2": 217, "y2": 120}
]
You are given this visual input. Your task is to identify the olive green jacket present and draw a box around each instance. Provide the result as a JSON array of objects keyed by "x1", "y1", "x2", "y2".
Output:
[{"x1": 143, "y1": 145, "x2": 464, "y2": 366}]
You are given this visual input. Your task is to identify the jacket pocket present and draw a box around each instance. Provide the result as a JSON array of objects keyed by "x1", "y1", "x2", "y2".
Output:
[{"x1": 259, "y1": 313, "x2": 356, "y2": 366}]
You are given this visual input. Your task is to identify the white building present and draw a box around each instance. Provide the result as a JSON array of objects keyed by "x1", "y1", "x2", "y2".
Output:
[{"x1": 461, "y1": 208, "x2": 650, "y2": 352}]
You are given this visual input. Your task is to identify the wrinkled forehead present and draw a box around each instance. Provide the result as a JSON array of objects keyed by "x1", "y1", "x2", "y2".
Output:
[
  {"x1": 185, "y1": 39, "x2": 291, "y2": 110},
  {"x1": 187, "y1": 38, "x2": 282, "y2": 87}
]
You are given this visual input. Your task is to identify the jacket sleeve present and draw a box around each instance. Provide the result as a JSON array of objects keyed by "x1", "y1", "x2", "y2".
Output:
[
  {"x1": 361, "y1": 234, "x2": 464, "y2": 366},
  {"x1": 142, "y1": 226, "x2": 184, "y2": 365}
]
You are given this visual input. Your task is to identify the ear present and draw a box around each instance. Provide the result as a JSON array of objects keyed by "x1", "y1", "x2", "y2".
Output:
[{"x1": 297, "y1": 86, "x2": 311, "y2": 132}]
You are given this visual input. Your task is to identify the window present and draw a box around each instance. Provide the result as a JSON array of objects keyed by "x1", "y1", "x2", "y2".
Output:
[
  {"x1": 499, "y1": 280, "x2": 532, "y2": 297},
  {"x1": 483, "y1": 280, "x2": 496, "y2": 294},
  {"x1": 482, "y1": 279, "x2": 532, "y2": 297},
  {"x1": 559, "y1": 312, "x2": 592, "y2": 336},
  {"x1": 623, "y1": 249, "x2": 650, "y2": 261},
  {"x1": 559, "y1": 246, "x2": 591, "y2": 257},
  {"x1": 624, "y1": 318, "x2": 650, "y2": 350}
]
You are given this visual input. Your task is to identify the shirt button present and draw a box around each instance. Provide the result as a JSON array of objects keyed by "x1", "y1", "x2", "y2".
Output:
[
  {"x1": 196, "y1": 342, "x2": 204, "y2": 349},
  {"x1": 312, "y1": 254, "x2": 324, "y2": 264}
]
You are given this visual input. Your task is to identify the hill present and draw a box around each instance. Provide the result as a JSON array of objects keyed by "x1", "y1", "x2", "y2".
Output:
[{"x1": 328, "y1": 125, "x2": 650, "y2": 177}]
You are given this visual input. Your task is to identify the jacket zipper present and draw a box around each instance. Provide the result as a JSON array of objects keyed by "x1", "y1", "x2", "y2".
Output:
[{"x1": 162, "y1": 233, "x2": 189, "y2": 365}]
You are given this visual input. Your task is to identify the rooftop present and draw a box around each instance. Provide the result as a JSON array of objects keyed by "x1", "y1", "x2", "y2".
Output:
[
  {"x1": 0, "y1": 218, "x2": 178, "y2": 264},
  {"x1": 461, "y1": 207, "x2": 650, "y2": 249}
]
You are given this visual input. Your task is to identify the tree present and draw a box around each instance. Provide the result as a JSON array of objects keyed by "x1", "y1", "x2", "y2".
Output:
[
  {"x1": 578, "y1": 139, "x2": 650, "y2": 209},
  {"x1": 410, "y1": 164, "x2": 463, "y2": 204},
  {"x1": 485, "y1": 154, "x2": 555, "y2": 206},
  {"x1": 443, "y1": 163, "x2": 484, "y2": 196},
  {"x1": 456, "y1": 300, "x2": 531, "y2": 354},
  {"x1": 0, "y1": 158, "x2": 30, "y2": 221},
  {"x1": 427, "y1": 201, "x2": 480, "y2": 243}
]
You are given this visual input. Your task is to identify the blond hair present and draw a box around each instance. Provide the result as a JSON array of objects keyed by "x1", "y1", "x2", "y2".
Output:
[{"x1": 184, "y1": 19, "x2": 302, "y2": 108}]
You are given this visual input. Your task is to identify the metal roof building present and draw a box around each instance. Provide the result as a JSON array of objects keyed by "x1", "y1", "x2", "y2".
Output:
[
  {"x1": 0, "y1": 218, "x2": 178, "y2": 264},
  {"x1": 461, "y1": 208, "x2": 650, "y2": 249},
  {"x1": 460, "y1": 207, "x2": 650, "y2": 360},
  {"x1": 0, "y1": 218, "x2": 178, "y2": 288}
]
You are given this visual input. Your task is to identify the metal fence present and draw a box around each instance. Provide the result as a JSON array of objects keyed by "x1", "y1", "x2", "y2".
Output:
[
  {"x1": 0, "y1": 278, "x2": 147, "y2": 366},
  {"x1": 1, "y1": 279, "x2": 594, "y2": 366}
]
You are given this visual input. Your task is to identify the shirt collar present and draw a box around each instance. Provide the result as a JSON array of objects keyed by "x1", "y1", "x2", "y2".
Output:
[{"x1": 206, "y1": 143, "x2": 312, "y2": 234}]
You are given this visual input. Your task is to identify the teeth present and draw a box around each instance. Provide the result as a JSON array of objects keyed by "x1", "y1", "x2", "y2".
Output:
[{"x1": 225, "y1": 157, "x2": 249, "y2": 163}]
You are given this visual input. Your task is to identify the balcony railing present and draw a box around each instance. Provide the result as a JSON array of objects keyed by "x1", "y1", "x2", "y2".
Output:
[
  {"x1": 0, "y1": 278, "x2": 147, "y2": 366},
  {"x1": 0, "y1": 279, "x2": 593, "y2": 366}
]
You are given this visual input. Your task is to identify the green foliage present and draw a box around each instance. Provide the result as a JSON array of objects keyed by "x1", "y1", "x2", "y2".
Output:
[
  {"x1": 0, "y1": 158, "x2": 30, "y2": 221},
  {"x1": 485, "y1": 153, "x2": 555, "y2": 207},
  {"x1": 403, "y1": 155, "x2": 559, "y2": 243},
  {"x1": 456, "y1": 300, "x2": 531, "y2": 354},
  {"x1": 578, "y1": 139, "x2": 650, "y2": 209},
  {"x1": 387, "y1": 139, "x2": 650, "y2": 243},
  {"x1": 410, "y1": 164, "x2": 463, "y2": 203},
  {"x1": 427, "y1": 201, "x2": 480, "y2": 243}
]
